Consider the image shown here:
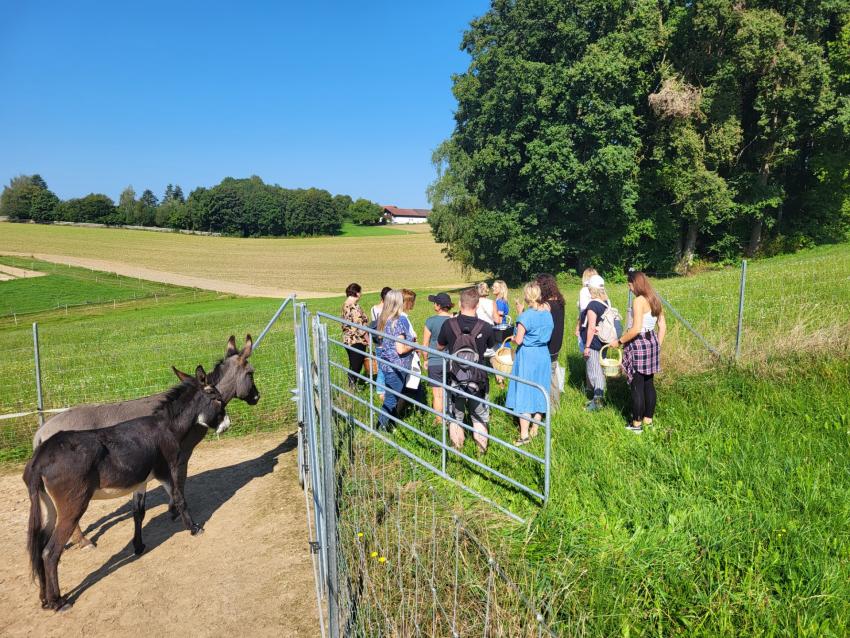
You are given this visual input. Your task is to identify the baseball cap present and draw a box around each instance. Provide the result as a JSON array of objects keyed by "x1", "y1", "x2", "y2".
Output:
[
  {"x1": 427, "y1": 292, "x2": 453, "y2": 308},
  {"x1": 586, "y1": 275, "x2": 605, "y2": 288}
]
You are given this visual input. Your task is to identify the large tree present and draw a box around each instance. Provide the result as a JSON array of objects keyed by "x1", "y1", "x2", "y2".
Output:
[{"x1": 430, "y1": 0, "x2": 850, "y2": 279}]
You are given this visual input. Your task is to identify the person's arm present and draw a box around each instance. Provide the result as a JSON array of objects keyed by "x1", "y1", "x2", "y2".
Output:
[
  {"x1": 394, "y1": 318, "x2": 415, "y2": 355},
  {"x1": 421, "y1": 325, "x2": 432, "y2": 366},
  {"x1": 657, "y1": 312, "x2": 667, "y2": 346},
  {"x1": 613, "y1": 297, "x2": 646, "y2": 347},
  {"x1": 494, "y1": 303, "x2": 504, "y2": 326},
  {"x1": 583, "y1": 309, "x2": 598, "y2": 358},
  {"x1": 512, "y1": 322, "x2": 527, "y2": 346}
]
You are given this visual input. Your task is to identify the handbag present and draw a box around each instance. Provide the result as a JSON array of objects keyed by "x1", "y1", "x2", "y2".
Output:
[
  {"x1": 405, "y1": 353, "x2": 422, "y2": 390},
  {"x1": 555, "y1": 362, "x2": 566, "y2": 392}
]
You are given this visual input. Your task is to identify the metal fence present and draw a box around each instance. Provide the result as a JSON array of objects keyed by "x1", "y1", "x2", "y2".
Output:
[
  {"x1": 294, "y1": 302, "x2": 557, "y2": 637},
  {"x1": 0, "y1": 296, "x2": 298, "y2": 460}
]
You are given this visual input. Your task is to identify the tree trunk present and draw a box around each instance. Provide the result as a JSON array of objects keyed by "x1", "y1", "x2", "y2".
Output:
[
  {"x1": 747, "y1": 218, "x2": 763, "y2": 257},
  {"x1": 676, "y1": 222, "x2": 698, "y2": 273}
]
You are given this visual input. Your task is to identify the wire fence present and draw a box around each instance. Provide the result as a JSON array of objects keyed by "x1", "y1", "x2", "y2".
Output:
[
  {"x1": 295, "y1": 303, "x2": 558, "y2": 637},
  {"x1": 0, "y1": 297, "x2": 298, "y2": 461}
]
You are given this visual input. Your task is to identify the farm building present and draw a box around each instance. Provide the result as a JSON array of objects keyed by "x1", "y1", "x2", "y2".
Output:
[{"x1": 382, "y1": 205, "x2": 431, "y2": 224}]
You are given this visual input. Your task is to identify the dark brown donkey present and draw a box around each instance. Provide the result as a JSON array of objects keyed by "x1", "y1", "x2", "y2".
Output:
[
  {"x1": 24, "y1": 366, "x2": 229, "y2": 611},
  {"x1": 32, "y1": 335, "x2": 259, "y2": 548}
]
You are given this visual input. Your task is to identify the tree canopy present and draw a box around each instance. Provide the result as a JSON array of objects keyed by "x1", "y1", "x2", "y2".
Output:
[{"x1": 430, "y1": 0, "x2": 850, "y2": 279}]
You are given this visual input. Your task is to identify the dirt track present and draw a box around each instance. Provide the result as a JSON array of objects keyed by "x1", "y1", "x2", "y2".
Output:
[{"x1": 0, "y1": 432, "x2": 319, "y2": 637}]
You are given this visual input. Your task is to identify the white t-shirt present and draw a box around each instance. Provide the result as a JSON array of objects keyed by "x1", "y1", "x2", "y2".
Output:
[
  {"x1": 370, "y1": 304, "x2": 383, "y2": 323},
  {"x1": 476, "y1": 298, "x2": 496, "y2": 325},
  {"x1": 578, "y1": 287, "x2": 592, "y2": 312}
]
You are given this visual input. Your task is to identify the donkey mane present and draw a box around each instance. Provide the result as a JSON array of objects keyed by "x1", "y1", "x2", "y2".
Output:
[
  {"x1": 153, "y1": 379, "x2": 200, "y2": 419},
  {"x1": 206, "y1": 358, "x2": 229, "y2": 385}
]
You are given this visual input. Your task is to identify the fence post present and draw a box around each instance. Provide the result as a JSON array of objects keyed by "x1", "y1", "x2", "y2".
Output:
[
  {"x1": 626, "y1": 288, "x2": 633, "y2": 329},
  {"x1": 32, "y1": 322, "x2": 45, "y2": 428},
  {"x1": 735, "y1": 260, "x2": 747, "y2": 361},
  {"x1": 317, "y1": 322, "x2": 341, "y2": 638}
]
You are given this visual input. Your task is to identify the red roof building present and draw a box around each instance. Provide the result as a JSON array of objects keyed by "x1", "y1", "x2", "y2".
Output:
[{"x1": 382, "y1": 206, "x2": 431, "y2": 224}]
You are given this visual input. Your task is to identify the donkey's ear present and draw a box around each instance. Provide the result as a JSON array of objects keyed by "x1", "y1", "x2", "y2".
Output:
[
  {"x1": 225, "y1": 335, "x2": 238, "y2": 358},
  {"x1": 195, "y1": 365, "x2": 207, "y2": 384},
  {"x1": 240, "y1": 334, "x2": 253, "y2": 360},
  {"x1": 172, "y1": 366, "x2": 193, "y2": 382}
]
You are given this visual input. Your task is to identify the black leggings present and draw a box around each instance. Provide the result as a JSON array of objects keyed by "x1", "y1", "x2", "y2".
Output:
[
  {"x1": 631, "y1": 372, "x2": 656, "y2": 422},
  {"x1": 346, "y1": 343, "x2": 368, "y2": 384}
]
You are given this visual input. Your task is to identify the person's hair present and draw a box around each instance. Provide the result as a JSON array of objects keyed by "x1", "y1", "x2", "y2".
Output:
[
  {"x1": 402, "y1": 288, "x2": 417, "y2": 312},
  {"x1": 581, "y1": 268, "x2": 598, "y2": 284},
  {"x1": 459, "y1": 287, "x2": 479, "y2": 310},
  {"x1": 588, "y1": 286, "x2": 608, "y2": 302},
  {"x1": 523, "y1": 282, "x2": 543, "y2": 309},
  {"x1": 628, "y1": 271, "x2": 662, "y2": 317},
  {"x1": 380, "y1": 286, "x2": 392, "y2": 301},
  {"x1": 535, "y1": 273, "x2": 564, "y2": 305},
  {"x1": 476, "y1": 282, "x2": 490, "y2": 297},
  {"x1": 377, "y1": 290, "x2": 404, "y2": 332},
  {"x1": 345, "y1": 283, "x2": 361, "y2": 298},
  {"x1": 492, "y1": 280, "x2": 508, "y2": 301}
]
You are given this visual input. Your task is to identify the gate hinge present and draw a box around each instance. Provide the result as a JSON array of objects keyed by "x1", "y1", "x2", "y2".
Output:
[{"x1": 309, "y1": 541, "x2": 321, "y2": 554}]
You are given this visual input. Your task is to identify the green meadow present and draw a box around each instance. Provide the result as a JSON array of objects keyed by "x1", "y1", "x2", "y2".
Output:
[{"x1": 1, "y1": 244, "x2": 849, "y2": 634}]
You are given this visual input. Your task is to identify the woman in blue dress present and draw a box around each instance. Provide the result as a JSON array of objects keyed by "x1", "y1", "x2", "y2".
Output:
[{"x1": 506, "y1": 282, "x2": 554, "y2": 446}]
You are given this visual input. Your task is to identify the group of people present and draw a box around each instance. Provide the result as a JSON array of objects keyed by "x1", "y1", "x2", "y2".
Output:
[{"x1": 339, "y1": 269, "x2": 667, "y2": 456}]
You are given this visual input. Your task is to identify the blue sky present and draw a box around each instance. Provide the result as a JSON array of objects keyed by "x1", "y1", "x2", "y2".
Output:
[{"x1": 0, "y1": 1, "x2": 489, "y2": 208}]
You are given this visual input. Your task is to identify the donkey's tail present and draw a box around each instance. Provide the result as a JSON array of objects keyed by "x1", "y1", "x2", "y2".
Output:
[{"x1": 24, "y1": 460, "x2": 47, "y2": 584}]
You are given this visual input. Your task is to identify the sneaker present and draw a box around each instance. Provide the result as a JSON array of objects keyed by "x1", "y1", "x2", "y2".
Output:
[
  {"x1": 585, "y1": 398, "x2": 603, "y2": 412},
  {"x1": 625, "y1": 424, "x2": 643, "y2": 434}
]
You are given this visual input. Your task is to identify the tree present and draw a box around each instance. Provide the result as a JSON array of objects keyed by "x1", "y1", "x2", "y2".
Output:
[
  {"x1": 118, "y1": 186, "x2": 137, "y2": 224},
  {"x1": 60, "y1": 194, "x2": 117, "y2": 224},
  {"x1": 332, "y1": 194, "x2": 354, "y2": 220},
  {"x1": 30, "y1": 188, "x2": 60, "y2": 223},
  {"x1": 348, "y1": 198, "x2": 384, "y2": 225},
  {"x1": 1, "y1": 175, "x2": 41, "y2": 220},
  {"x1": 172, "y1": 184, "x2": 185, "y2": 204},
  {"x1": 163, "y1": 184, "x2": 175, "y2": 204}
]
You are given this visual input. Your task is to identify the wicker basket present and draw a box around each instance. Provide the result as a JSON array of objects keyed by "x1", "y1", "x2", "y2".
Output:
[
  {"x1": 492, "y1": 338, "x2": 514, "y2": 375},
  {"x1": 599, "y1": 345, "x2": 622, "y2": 378}
]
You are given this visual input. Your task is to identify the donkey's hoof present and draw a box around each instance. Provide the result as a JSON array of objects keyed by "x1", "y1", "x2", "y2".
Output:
[
  {"x1": 190, "y1": 524, "x2": 204, "y2": 536},
  {"x1": 133, "y1": 543, "x2": 146, "y2": 556},
  {"x1": 80, "y1": 540, "x2": 96, "y2": 551}
]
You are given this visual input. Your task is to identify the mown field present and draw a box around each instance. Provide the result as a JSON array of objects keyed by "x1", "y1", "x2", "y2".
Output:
[
  {"x1": 1, "y1": 244, "x2": 849, "y2": 634},
  {"x1": 0, "y1": 221, "x2": 475, "y2": 294}
]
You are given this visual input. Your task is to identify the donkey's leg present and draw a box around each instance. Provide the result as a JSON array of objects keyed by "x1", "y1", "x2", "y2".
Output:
[
  {"x1": 69, "y1": 524, "x2": 95, "y2": 550},
  {"x1": 170, "y1": 424, "x2": 206, "y2": 519},
  {"x1": 36, "y1": 491, "x2": 57, "y2": 608},
  {"x1": 43, "y1": 493, "x2": 89, "y2": 611},
  {"x1": 131, "y1": 488, "x2": 147, "y2": 555},
  {"x1": 161, "y1": 437, "x2": 202, "y2": 535}
]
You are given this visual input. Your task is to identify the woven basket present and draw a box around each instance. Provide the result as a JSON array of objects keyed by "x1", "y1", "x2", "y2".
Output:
[
  {"x1": 492, "y1": 338, "x2": 514, "y2": 375},
  {"x1": 599, "y1": 345, "x2": 622, "y2": 378}
]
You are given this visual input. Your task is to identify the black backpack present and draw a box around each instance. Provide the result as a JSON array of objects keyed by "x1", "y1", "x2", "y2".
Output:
[{"x1": 448, "y1": 318, "x2": 488, "y2": 392}]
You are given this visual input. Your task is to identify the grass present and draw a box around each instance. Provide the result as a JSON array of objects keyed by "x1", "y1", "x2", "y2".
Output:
[
  {"x1": 0, "y1": 221, "x2": 477, "y2": 294},
  {"x1": 2, "y1": 243, "x2": 849, "y2": 634},
  {"x1": 338, "y1": 222, "x2": 412, "y2": 237}
]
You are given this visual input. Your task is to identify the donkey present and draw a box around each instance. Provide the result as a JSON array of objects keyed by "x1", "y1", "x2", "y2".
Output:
[
  {"x1": 24, "y1": 366, "x2": 228, "y2": 611},
  {"x1": 32, "y1": 335, "x2": 259, "y2": 548}
]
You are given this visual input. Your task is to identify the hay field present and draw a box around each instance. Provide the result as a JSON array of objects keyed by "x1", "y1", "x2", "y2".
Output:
[{"x1": 0, "y1": 222, "x2": 477, "y2": 296}]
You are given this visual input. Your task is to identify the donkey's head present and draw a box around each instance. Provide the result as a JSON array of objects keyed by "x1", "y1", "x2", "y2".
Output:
[
  {"x1": 172, "y1": 365, "x2": 231, "y2": 434},
  {"x1": 207, "y1": 335, "x2": 260, "y2": 406}
]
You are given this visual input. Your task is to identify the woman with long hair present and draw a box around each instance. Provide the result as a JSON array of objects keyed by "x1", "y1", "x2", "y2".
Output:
[
  {"x1": 580, "y1": 275, "x2": 610, "y2": 411},
  {"x1": 575, "y1": 267, "x2": 598, "y2": 351},
  {"x1": 536, "y1": 273, "x2": 565, "y2": 410},
  {"x1": 506, "y1": 282, "x2": 554, "y2": 445},
  {"x1": 611, "y1": 271, "x2": 666, "y2": 433},
  {"x1": 376, "y1": 290, "x2": 415, "y2": 431},
  {"x1": 476, "y1": 282, "x2": 497, "y2": 325},
  {"x1": 341, "y1": 283, "x2": 369, "y2": 387}
]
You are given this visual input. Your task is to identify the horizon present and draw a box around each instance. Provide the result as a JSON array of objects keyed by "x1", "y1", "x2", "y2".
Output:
[{"x1": 0, "y1": 1, "x2": 490, "y2": 208}]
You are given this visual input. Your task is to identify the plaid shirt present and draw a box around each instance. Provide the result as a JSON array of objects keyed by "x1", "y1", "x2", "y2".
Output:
[{"x1": 621, "y1": 331, "x2": 660, "y2": 383}]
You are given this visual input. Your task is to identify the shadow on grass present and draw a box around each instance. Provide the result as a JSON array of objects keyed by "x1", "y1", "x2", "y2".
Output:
[{"x1": 65, "y1": 433, "x2": 297, "y2": 605}]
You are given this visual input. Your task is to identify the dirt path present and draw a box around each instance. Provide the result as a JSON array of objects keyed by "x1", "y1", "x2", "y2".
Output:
[
  {"x1": 0, "y1": 432, "x2": 320, "y2": 637},
  {"x1": 0, "y1": 252, "x2": 337, "y2": 299}
]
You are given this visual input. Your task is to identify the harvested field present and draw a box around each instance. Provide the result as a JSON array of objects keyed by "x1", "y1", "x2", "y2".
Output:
[
  {"x1": 0, "y1": 222, "x2": 479, "y2": 296},
  {"x1": 0, "y1": 432, "x2": 318, "y2": 637},
  {"x1": 0, "y1": 264, "x2": 46, "y2": 282}
]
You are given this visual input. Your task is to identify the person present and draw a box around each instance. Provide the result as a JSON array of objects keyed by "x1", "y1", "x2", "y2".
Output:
[
  {"x1": 575, "y1": 268, "x2": 597, "y2": 351},
  {"x1": 491, "y1": 280, "x2": 513, "y2": 389},
  {"x1": 476, "y1": 282, "x2": 497, "y2": 325},
  {"x1": 580, "y1": 275, "x2": 610, "y2": 411},
  {"x1": 370, "y1": 286, "x2": 393, "y2": 323},
  {"x1": 437, "y1": 288, "x2": 495, "y2": 454},
  {"x1": 536, "y1": 273, "x2": 565, "y2": 410},
  {"x1": 506, "y1": 282, "x2": 554, "y2": 445},
  {"x1": 400, "y1": 289, "x2": 426, "y2": 408},
  {"x1": 376, "y1": 290, "x2": 415, "y2": 431},
  {"x1": 421, "y1": 292, "x2": 453, "y2": 424},
  {"x1": 341, "y1": 283, "x2": 369, "y2": 387},
  {"x1": 611, "y1": 271, "x2": 666, "y2": 433}
]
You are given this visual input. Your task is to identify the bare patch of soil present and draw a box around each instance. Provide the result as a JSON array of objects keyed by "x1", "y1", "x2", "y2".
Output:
[
  {"x1": 0, "y1": 264, "x2": 46, "y2": 281},
  {"x1": 0, "y1": 432, "x2": 319, "y2": 637}
]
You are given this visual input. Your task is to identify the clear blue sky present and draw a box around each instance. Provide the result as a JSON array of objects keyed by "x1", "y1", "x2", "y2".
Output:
[{"x1": 0, "y1": 1, "x2": 489, "y2": 209}]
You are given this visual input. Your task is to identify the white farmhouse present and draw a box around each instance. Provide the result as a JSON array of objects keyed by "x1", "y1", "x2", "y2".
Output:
[{"x1": 382, "y1": 205, "x2": 431, "y2": 225}]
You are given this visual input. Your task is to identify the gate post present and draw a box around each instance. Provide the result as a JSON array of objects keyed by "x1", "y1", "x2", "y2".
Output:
[
  {"x1": 317, "y1": 322, "x2": 341, "y2": 638},
  {"x1": 735, "y1": 260, "x2": 747, "y2": 361},
  {"x1": 32, "y1": 323, "x2": 45, "y2": 428}
]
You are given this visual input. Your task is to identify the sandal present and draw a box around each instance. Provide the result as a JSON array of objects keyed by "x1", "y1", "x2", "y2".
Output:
[{"x1": 514, "y1": 436, "x2": 531, "y2": 447}]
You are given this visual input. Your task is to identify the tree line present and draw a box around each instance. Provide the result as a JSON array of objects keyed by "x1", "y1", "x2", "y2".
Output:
[
  {"x1": 0, "y1": 175, "x2": 386, "y2": 236},
  {"x1": 430, "y1": 0, "x2": 850, "y2": 280}
]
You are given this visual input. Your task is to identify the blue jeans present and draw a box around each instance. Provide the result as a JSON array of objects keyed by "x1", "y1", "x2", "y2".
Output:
[
  {"x1": 577, "y1": 336, "x2": 584, "y2": 352},
  {"x1": 376, "y1": 368, "x2": 385, "y2": 392},
  {"x1": 378, "y1": 366, "x2": 406, "y2": 430}
]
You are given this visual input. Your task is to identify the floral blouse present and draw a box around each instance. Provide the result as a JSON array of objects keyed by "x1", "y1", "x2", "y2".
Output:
[{"x1": 342, "y1": 299, "x2": 369, "y2": 346}]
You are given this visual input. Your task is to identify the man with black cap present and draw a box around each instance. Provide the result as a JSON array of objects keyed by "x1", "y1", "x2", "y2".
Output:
[{"x1": 421, "y1": 292, "x2": 454, "y2": 425}]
